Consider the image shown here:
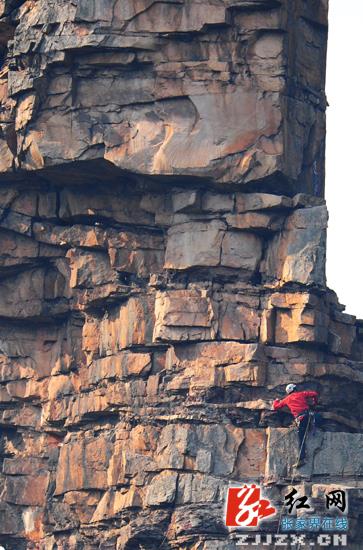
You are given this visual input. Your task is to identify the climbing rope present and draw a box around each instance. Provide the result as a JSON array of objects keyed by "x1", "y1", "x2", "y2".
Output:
[
  {"x1": 272, "y1": 413, "x2": 312, "y2": 550},
  {"x1": 266, "y1": 424, "x2": 296, "y2": 446},
  {"x1": 156, "y1": 415, "x2": 313, "y2": 550},
  {"x1": 156, "y1": 533, "x2": 168, "y2": 550}
]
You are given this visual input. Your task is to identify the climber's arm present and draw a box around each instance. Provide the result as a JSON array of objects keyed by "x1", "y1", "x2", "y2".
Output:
[{"x1": 273, "y1": 396, "x2": 288, "y2": 411}]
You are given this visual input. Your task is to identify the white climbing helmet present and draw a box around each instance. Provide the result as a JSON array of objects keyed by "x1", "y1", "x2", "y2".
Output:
[{"x1": 286, "y1": 383, "x2": 296, "y2": 394}]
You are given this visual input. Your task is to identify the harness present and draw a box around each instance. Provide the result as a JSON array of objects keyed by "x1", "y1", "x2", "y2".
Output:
[{"x1": 294, "y1": 409, "x2": 315, "y2": 427}]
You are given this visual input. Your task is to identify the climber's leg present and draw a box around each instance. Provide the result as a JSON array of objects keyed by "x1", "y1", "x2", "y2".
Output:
[
  {"x1": 295, "y1": 413, "x2": 309, "y2": 465},
  {"x1": 311, "y1": 411, "x2": 322, "y2": 436},
  {"x1": 314, "y1": 412, "x2": 324, "y2": 428}
]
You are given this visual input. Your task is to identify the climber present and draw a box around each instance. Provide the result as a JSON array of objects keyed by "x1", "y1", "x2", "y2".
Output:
[{"x1": 273, "y1": 384, "x2": 323, "y2": 468}]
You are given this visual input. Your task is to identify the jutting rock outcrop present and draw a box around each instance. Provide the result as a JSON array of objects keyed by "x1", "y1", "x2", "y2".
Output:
[
  {"x1": 1, "y1": 0, "x2": 327, "y2": 192},
  {"x1": 1, "y1": 1, "x2": 363, "y2": 550}
]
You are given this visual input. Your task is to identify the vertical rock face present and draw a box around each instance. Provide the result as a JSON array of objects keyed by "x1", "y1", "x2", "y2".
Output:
[
  {"x1": 0, "y1": 0, "x2": 327, "y2": 192},
  {"x1": 1, "y1": 1, "x2": 363, "y2": 550}
]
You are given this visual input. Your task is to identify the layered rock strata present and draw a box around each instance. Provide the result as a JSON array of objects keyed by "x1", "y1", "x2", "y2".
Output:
[
  {"x1": 1, "y1": 1, "x2": 363, "y2": 550},
  {"x1": 0, "y1": 0, "x2": 327, "y2": 192}
]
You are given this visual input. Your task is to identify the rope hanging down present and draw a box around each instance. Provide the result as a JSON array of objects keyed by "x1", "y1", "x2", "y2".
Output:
[{"x1": 272, "y1": 413, "x2": 312, "y2": 550}]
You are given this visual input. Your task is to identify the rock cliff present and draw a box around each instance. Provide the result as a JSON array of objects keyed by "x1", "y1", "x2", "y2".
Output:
[{"x1": 0, "y1": 1, "x2": 362, "y2": 549}]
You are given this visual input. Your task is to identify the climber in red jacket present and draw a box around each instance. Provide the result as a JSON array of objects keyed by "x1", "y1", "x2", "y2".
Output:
[{"x1": 273, "y1": 384, "x2": 323, "y2": 467}]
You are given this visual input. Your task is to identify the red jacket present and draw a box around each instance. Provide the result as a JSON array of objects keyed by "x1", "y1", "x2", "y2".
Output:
[{"x1": 273, "y1": 391, "x2": 318, "y2": 418}]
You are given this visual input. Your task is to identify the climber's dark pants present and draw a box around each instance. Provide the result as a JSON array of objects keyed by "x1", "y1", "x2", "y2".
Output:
[{"x1": 296, "y1": 412, "x2": 323, "y2": 460}]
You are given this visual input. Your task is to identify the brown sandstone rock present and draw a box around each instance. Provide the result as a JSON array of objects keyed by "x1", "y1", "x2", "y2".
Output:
[
  {"x1": 266, "y1": 429, "x2": 363, "y2": 483},
  {"x1": 108, "y1": 230, "x2": 164, "y2": 278},
  {"x1": 165, "y1": 221, "x2": 225, "y2": 269},
  {"x1": 235, "y1": 193, "x2": 292, "y2": 212},
  {"x1": 2, "y1": 471, "x2": 49, "y2": 507},
  {"x1": 226, "y1": 212, "x2": 284, "y2": 232},
  {"x1": 145, "y1": 471, "x2": 179, "y2": 507},
  {"x1": 263, "y1": 206, "x2": 328, "y2": 286},
  {"x1": 221, "y1": 231, "x2": 263, "y2": 272},
  {"x1": 154, "y1": 289, "x2": 218, "y2": 342},
  {"x1": 0, "y1": 0, "x2": 327, "y2": 191},
  {"x1": 67, "y1": 249, "x2": 117, "y2": 289},
  {"x1": 55, "y1": 432, "x2": 112, "y2": 494},
  {"x1": 218, "y1": 293, "x2": 260, "y2": 341}
]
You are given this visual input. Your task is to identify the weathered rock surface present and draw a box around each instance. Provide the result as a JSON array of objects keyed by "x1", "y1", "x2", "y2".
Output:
[
  {"x1": 0, "y1": 0, "x2": 327, "y2": 193},
  {"x1": 266, "y1": 429, "x2": 363, "y2": 483},
  {"x1": 1, "y1": 180, "x2": 361, "y2": 550},
  {"x1": 1, "y1": 2, "x2": 363, "y2": 550}
]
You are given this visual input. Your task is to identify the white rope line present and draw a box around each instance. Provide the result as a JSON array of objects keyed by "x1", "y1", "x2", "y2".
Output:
[{"x1": 273, "y1": 413, "x2": 313, "y2": 550}]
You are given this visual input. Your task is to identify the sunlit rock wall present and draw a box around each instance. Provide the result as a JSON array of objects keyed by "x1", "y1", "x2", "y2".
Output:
[
  {"x1": 1, "y1": 0, "x2": 327, "y2": 192},
  {"x1": 1, "y1": 1, "x2": 363, "y2": 550}
]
